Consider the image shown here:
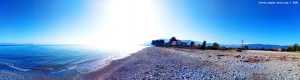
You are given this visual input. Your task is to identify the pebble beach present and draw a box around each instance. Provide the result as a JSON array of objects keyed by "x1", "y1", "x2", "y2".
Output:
[{"x1": 83, "y1": 47, "x2": 300, "y2": 80}]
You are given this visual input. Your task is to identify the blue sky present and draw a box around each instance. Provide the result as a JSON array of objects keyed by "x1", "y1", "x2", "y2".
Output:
[
  {"x1": 0, "y1": 0, "x2": 300, "y2": 45},
  {"x1": 163, "y1": 0, "x2": 300, "y2": 45},
  {"x1": 0, "y1": 0, "x2": 88, "y2": 44}
]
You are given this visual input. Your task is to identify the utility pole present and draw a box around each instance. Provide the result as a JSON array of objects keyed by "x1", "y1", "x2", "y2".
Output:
[{"x1": 241, "y1": 40, "x2": 244, "y2": 50}]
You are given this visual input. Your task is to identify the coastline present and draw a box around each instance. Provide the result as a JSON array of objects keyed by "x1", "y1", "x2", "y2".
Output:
[
  {"x1": 82, "y1": 47, "x2": 300, "y2": 80},
  {"x1": 2, "y1": 46, "x2": 300, "y2": 80},
  {"x1": 0, "y1": 46, "x2": 147, "y2": 80}
]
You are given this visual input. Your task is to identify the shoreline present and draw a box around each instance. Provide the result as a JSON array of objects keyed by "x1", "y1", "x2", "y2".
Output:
[
  {"x1": 81, "y1": 47, "x2": 149, "y2": 80},
  {"x1": 2, "y1": 47, "x2": 299, "y2": 79},
  {"x1": 82, "y1": 47, "x2": 300, "y2": 80}
]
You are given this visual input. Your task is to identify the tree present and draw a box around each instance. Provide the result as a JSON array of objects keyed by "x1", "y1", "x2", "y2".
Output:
[
  {"x1": 190, "y1": 41, "x2": 195, "y2": 47},
  {"x1": 287, "y1": 46, "x2": 294, "y2": 52},
  {"x1": 169, "y1": 37, "x2": 178, "y2": 43},
  {"x1": 281, "y1": 48, "x2": 286, "y2": 52},
  {"x1": 200, "y1": 41, "x2": 206, "y2": 50},
  {"x1": 293, "y1": 44, "x2": 299, "y2": 51},
  {"x1": 212, "y1": 42, "x2": 220, "y2": 50},
  {"x1": 244, "y1": 45, "x2": 249, "y2": 50},
  {"x1": 288, "y1": 44, "x2": 300, "y2": 52},
  {"x1": 197, "y1": 44, "x2": 201, "y2": 47},
  {"x1": 151, "y1": 40, "x2": 165, "y2": 46},
  {"x1": 168, "y1": 37, "x2": 178, "y2": 46}
]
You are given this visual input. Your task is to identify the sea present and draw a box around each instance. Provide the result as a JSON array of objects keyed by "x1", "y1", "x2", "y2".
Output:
[{"x1": 0, "y1": 45, "x2": 146, "y2": 79}]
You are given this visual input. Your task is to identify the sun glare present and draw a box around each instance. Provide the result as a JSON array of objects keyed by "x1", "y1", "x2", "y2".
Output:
[{"x1": 76, "y1": 0, "x2": 168, "y2": 48}]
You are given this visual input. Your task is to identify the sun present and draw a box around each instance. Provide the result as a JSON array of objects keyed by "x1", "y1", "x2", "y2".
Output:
[{"x1": 75, "y1": 0, "x2": 168, "y2": 48}]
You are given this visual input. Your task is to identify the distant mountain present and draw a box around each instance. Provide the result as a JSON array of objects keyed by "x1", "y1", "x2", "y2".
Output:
[
  {"x1": 0, "y1": 43, "x2": 21, "y2": 46},
  {"x1": 0, "y1": 43, "x2": 78, "y2": 46},
  {"x1": 142, "y1": 42, "x2": 153, "y2": 46},
  {"x1": 247, "y1": 44, "x2": 288, "y2": 49},
  {"x1": 181, "y1": 40, "x2": 201, "y2": 45},
  {"x1": 223, "y1": 44, "x2": 288, "y2": 49}
]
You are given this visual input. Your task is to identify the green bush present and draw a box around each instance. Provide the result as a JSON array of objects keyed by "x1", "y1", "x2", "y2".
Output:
[
  {"x1": 287, "y1": 44, "x2": 300, "y2": 52},
  {"x1": 212, "y1": 43, "x2": 220, "y2": 50}
]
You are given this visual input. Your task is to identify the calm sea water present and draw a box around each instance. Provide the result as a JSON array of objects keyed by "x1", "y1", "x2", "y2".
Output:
[{"x1": 0, "y1": 45, "x2": 146, "y2": 77}]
